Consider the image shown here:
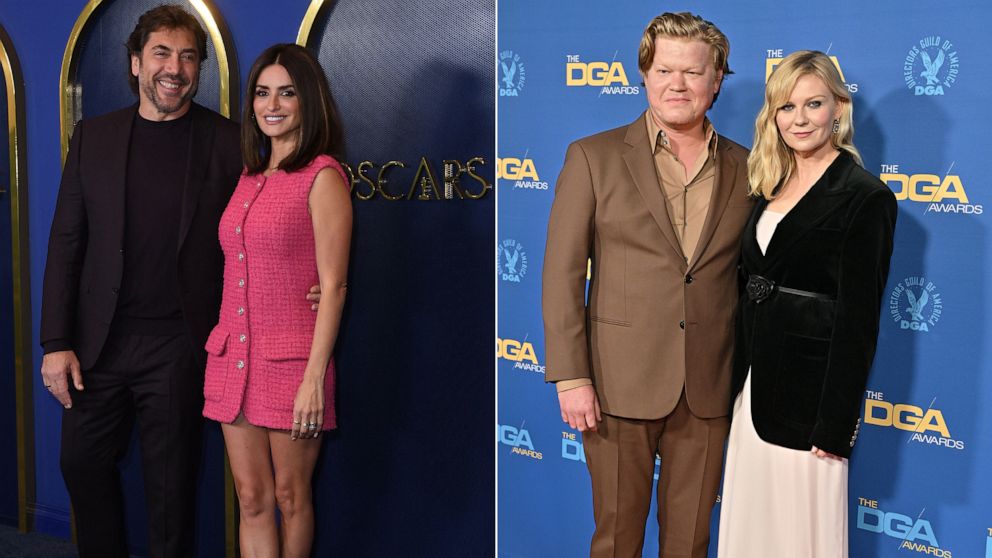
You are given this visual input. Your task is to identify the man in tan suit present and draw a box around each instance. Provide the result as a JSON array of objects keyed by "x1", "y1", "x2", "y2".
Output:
[{"x1": 542, "y1": 12, "x2": 755, "y2": 558}]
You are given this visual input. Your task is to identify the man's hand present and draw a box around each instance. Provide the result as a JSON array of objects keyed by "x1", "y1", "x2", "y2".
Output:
[
  {"x1": 558, "y1": 384, "x2": 601, "y2": 432},
  {"x1": 40, "y1": 350, "x2": 83, "y2": 409},
  {"x1": 307, "y1": 284, "x2": 321, "y2": 311}
]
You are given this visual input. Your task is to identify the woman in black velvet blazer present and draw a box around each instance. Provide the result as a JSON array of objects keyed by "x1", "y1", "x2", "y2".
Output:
[
  {"x1": 717, "y1": 51, "x2": 897, "y2": 557},
  {"x1": 732, "y1": 148, "x2": 896, "y2": 455}
]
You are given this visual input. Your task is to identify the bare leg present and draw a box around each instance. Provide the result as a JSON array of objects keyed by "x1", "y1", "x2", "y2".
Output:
[
  {"x1": 269, "y1": 430, "x2": 322, "y2": 558},
  {"x1": 222, "y1": 417, "x2": 278, "y2": 558}
]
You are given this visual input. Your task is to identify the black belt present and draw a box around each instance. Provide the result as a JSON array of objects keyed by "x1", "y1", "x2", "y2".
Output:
[{"x1": 745, "y1": 274, "x2": 832, "y2": 304}]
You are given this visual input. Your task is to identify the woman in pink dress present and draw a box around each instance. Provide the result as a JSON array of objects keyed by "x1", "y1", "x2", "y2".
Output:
[{"x1": 202, "y1": 44, "x2": 351, "y2": 557}]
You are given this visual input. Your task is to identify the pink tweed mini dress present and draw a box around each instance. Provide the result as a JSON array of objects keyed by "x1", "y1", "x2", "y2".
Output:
[{"x1": 203, "y1": 154, "x2": 347, "y2": 430}]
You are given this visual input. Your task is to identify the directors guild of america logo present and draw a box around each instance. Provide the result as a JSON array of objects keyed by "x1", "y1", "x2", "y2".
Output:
[
  {"x1": 499, "y1": 50, "x2": 525, "y2": 97},
  {"x1": 903, "y1": 36, "x2": 959, "y2": 96},
  {"x1": 498, "y1": 239, "x2": 528, "y2": 283},
  {"x1": 889, "y1": 276, "x2": 943, "y2": 332}
]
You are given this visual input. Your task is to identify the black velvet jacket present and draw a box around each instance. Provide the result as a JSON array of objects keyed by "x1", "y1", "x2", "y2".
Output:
[{"x1": 731, "y1": 151, "x2": 897, "y2": 458}]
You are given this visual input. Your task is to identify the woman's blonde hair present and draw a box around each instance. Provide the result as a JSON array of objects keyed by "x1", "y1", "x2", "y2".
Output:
[{"x1": 747, "y1": 50, "x2": 862, "y2": 199}]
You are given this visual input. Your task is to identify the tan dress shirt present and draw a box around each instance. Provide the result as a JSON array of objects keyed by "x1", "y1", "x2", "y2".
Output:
[{"x1": 556, "y1": 113, "x2": 720, "y2": 393}]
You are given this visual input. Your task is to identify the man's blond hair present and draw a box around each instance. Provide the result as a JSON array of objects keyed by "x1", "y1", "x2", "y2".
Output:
[{"x1": 638, "y1": 12, "x2": 732, "y2": 101}]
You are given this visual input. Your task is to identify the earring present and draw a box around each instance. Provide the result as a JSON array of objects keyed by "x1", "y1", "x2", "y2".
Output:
[{"x1": 832, "y1": 119, "x2": 840, "y2": 134}]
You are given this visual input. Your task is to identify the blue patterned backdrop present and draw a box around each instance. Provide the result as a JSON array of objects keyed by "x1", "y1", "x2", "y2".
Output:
[{"x1": 497, "y1": 2, "x2": 991, "y2": 557}]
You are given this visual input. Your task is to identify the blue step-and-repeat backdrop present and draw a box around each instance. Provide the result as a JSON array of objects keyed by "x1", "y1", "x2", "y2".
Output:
[{"x1": 497, "y1": 2, "x2": 990, "y2": 557}]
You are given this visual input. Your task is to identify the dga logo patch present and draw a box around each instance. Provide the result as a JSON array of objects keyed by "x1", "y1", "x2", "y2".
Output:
[
  {"x1": 856, "y1": 498, "x2": 950, "y2": 557},
  {"x1": 499, "y1": 50, "x2": 525, "y2": 97},
  {"x1": 565, "y1": 53, "x2": 640, "y2": 95},
  {"x1": 497, "y1": 336, "x2": 545, "y2": 374},
  {"x1": 561, "y1": 431, "x2": 585, "y2": 463},
  {"x1": 863, "y1": 391, "x2": 964, "y2": 450},
  {"x1": 498, "y1": 423, "x2": 542, "y2": 459},
  {"x1": 889, "y1": 276, "x2": 942, "y2": 332},
  {"x1": 497, "y1": 239, "x2": 528, "y2": 283},
  {"x1": 765, "y1": 48, "x2": 858, "y2": 93},
  {"x1": 497, "y1": 155, "x2": 548, "y2": 190},
  {"x1": 904, "y1": 36, "x2": 959, "y2": 96},
  {"x1": 881, "y1": 164, "x2": 982, "y2": 215}
]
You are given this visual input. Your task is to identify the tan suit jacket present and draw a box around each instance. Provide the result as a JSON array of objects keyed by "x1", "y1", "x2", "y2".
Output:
[{"x1": 542, "y1": 113, "x2": 753, "y2": 419}]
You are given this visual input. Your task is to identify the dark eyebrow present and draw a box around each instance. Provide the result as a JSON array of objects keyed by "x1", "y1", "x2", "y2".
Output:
[
  {"x1": 254, "y1": 85, "x2": 295, "y2": 90},
  {"x1": 150, "y1": 45, "x2": 198, "y2": 56}
]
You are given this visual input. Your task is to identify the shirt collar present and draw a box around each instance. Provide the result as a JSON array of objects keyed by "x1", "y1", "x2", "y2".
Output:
[{"x1": 644, "y1": 111, "x2": 719, "y2": 159}]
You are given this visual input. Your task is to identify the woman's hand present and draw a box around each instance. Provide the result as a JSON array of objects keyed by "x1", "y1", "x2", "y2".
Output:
[
  {"x1": 291, "y1": 371, "x2": 324, "y2": 440},
  {"x1": 810, "y1": 445, "x2": 844, "y2": 461}
]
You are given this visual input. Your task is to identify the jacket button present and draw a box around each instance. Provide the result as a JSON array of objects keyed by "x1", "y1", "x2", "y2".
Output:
[
  {"x1": 111, "y1": 287, "x2": 119, "y2": 294},
  {"x1": 679, "y1": 320, "x2": 685, "y2": 329},
  {"x1": 685, "y1": 274, "x2": 693, "y2": 284}
]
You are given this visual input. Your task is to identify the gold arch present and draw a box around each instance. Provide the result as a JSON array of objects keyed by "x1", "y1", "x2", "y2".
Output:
[
  {"x1": 0, "y1": 23, "x2": 34, "y2": 533},
  {"x1": 296, "y1": 0, "x2": 331, "y2": 47},
  {"x1": 59, "y1": 0, "x2": 239, "y2": 161}
]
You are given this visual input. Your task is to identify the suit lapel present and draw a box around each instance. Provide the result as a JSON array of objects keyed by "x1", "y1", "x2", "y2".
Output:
[
  {"x1": 689, "y1": 140, "x2": 737, "y2": 272},
  {"x1": 178, "y1": 104, "x2": 215, "y2": 251},
  {"x1": 621, "y1": 116, "x2": 682, "y2": 257},
  {"x1": 105, "y1": 106, "x2": 138, "y2": 249},
  {"x1": 741, "y1": 196, "x2": 767, "y2": 269},
  {"x1": 759, "y1": 151, "x2": 855, "y2": 269}
]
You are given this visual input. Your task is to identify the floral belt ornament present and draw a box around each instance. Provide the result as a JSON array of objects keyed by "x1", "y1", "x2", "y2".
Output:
[
  {"x1": 745, "y1": 275, "x2": 834, "y2": 304},
  {"x1": 745, "y1": 275, "x2": 775, "y2": 303}
]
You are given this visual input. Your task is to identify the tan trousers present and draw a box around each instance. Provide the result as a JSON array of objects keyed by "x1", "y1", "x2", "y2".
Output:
[{"x1": 583, "y1": 391, "x2": 730, "y2": 558}]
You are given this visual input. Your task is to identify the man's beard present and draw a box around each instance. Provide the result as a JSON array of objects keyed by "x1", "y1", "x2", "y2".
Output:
[{"x1": 141, "y1": 72, "x2": 197, "y2": 114}]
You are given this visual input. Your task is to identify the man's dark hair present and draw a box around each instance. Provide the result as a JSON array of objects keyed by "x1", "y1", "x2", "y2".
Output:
[
  {"x1": 125, "y1": 5, "x2": 208, "y2": 94},
  {"x1": 242, "y1": 44, "x2": 346, "y2": 173}
]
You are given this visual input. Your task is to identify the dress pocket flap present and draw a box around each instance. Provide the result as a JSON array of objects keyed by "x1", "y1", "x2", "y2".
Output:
[
  {"x1": 204, "y1": 327, "x2": 229, "y2": 356},
  {"x1": 255, "y1": 333, "x2": 311, "y2": 362}
]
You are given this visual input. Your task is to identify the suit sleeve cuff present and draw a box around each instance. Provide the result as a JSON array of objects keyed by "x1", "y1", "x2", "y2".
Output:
[
  {"x1": 42, "y1": 340, "x2": 73, "y2": 354},
  {"x1": 809, "y1": 421, "x2": 857, "y2": 459},
  {"x1": 555, "y1": 378, "x2": 593, "y2": 393}
]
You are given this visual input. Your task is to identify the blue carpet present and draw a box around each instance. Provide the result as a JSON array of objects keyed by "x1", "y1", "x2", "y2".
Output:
[{"x1": 0, "y1": 524, "x2": 77, "y2": 558}]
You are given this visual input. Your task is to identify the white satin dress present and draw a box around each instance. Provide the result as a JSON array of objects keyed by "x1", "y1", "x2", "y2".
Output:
[{"x1": 717, "y1": 209, "x2": 849, "y2": 558}]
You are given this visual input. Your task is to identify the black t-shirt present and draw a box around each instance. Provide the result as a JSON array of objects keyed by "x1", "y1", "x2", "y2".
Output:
[{"x1": 114, "y1": 110, "x2": 192, "y2": 333}]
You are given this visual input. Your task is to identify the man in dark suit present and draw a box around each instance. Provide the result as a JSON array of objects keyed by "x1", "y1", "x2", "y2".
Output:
[
  {"x1": 542, "y1": 12, "x2": 754, "y2": 558},
  {"x1": 39, "y1": 6, "x2": 239, "y2": 557}
]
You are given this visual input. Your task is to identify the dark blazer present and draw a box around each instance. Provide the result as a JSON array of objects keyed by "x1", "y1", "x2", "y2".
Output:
[
  {"x1": 41, "y1": 103, "x2": 242, "y2": 370},
  {"x1": 731, "y1": 151, "x2": 896, "y2": 458},
  {"x1": 543, "y1": 113, "x2": 754, "y2": 419}
]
